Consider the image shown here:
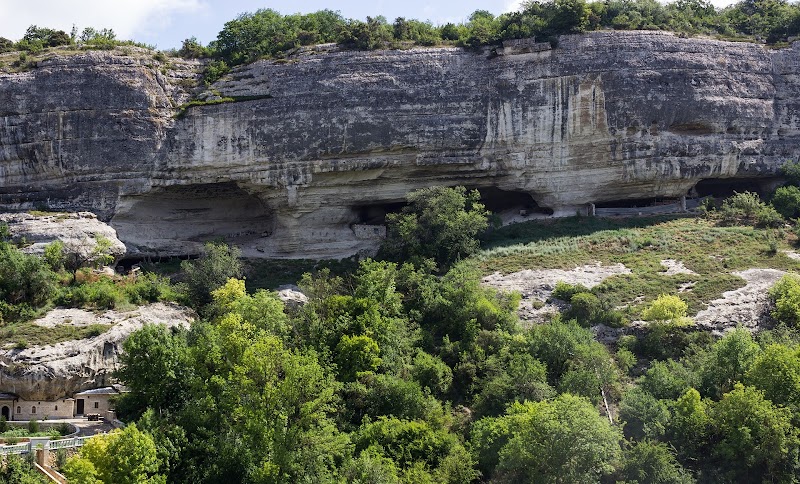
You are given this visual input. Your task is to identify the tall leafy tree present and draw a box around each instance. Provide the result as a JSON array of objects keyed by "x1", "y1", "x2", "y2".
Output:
[{"x1": 381, "y1": 186, "x2": 489, "y2": 269}]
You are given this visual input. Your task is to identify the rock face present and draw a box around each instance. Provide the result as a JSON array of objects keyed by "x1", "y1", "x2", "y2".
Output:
[
  {"x1": 0, "y1": 211, "x2": 126, "y2": 261},
  {"x1": 0, "y1": 303, "x2": 193, "y2": 401},
  {"x1": 1, "y1": 32, "x2": 800, "y2": 259}
]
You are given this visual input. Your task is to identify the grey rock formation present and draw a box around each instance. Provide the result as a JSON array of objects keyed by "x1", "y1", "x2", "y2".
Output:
[
  {"x1": 0, "y1": 211, "x2": 126, "y2": 262},
  {"x1": 1, "y1": 32, "x2": 799, "y2": 259},
  {"x1": 0, "y1": 303, "x2": 193, "y2": 401}
]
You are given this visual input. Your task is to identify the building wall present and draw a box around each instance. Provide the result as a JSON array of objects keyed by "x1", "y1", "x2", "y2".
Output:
[
  {"x1": 74, "y1": 394, "x2": 116, "y2": 416},
  {"x1": 13, "y1": 399, "x2": 74, "y2": 421}
]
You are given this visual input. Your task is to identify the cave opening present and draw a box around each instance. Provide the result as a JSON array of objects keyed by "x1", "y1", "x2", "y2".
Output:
[
  {"x1": 691, "y1": 178, "x2": 781, "y2": 198},
  {"x1": 112, "y1": 182, "x2": 274, "y2": 257},
  {"x1": 474, "y1": 187, "x2": 553, "y2": 216},
  {"x1": 352, "y1": 202, "x2": 408, "y2": 225},
  {"x1": 594, "y1": 197, "x2": 678, "y2": 209}
]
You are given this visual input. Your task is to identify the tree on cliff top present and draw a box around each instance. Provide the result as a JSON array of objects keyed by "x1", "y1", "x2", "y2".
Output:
[{"x1": 380, "y1": 186, "x2": 489, "y2": 270}]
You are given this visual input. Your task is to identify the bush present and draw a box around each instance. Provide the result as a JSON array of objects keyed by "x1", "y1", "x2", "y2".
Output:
[
  {"x1": 641, "y1": 294, "x2": 692, "y2": 326},
  {"x1": 180, "y1": 242, "x2": 242, "y2": 306},
  {"x1": 551, "y1": 281, "x2": 590, "y2": 301},
  {"x1": 27, "y1": 419, "x2": 39, "y2": 434},
  {"x1": 756, "y1": 205, "x2": 785, "y2": 228},
  {"x1": 410, "y1": 350, "x2": 453, "y2": 396},
  {"x1": 769, "y1": 274, "x2": 800, "y2": 327},
  {"x1": 381, "y1": 186, "x2": 489, "y2": 270},
  {"x1": 771, "y1": 185, "x2": 800, "y2": 219},
  {"x1": 617, "y1": 440, "x2": 695, "y2": 484}
]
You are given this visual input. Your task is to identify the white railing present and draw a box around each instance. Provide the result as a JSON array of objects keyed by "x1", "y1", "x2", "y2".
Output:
[
  {"x1": 46, "y1": 436, "x2": 91, "y2": 450},
  {"x1": 0, "y1": 434, "x2": 96, "y2": 455},
  {"x1": 0, "y1": 442, "x2": 31, "y2": 455}
]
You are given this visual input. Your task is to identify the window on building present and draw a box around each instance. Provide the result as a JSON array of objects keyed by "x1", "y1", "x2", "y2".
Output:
[
  {"x1": 31, "y1": 406, "x2": 36, "y2": 414},
  {"x1": 94, "y1": 402, "x2": 99, "y2": 409},
  {"x1": 16, "y1": 406, "x2": 20, "y2": 414},
  {"x1": 55, "y1": 405, "x2": 58, "y2": 411}
]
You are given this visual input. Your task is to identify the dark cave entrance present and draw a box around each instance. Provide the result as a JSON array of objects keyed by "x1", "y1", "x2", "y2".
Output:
[
  {"x1": 352, "y1": 202, "x2": 408, "y2": 225},
  {"x1": 474, "y1": 187, "x2": 554, "y2": 216},
  {"x1": 112, "y1": 182, "x2": 274, "y2": 256},
  {"x1": 594, "y1": 197, "x2": 679, "y2": 209},
  {"x1": 692, "y1": 178, "x2": 781, "y2": 198}
]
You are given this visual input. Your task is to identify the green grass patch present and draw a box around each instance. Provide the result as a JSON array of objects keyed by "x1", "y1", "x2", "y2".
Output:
[
  {"x1": 0, "y1": 322, "x2": 111, "y2": 348},
  {"x1": 478, "y1": 216, "x2": 800, "y2": 314},
  {"x1": 175, "y1": 94, "x2": 273, "y2": 118}
]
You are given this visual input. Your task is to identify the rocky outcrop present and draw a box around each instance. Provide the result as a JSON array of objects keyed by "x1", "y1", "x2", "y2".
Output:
[
  {"x1": 1, "y1": 32, "x2": 799, "y2": 259},
  {"x1": 0, "y1": 303, "x2": 193, "y2": 401},
  {"x1": 0, "y1": 211, "x2": 126, "y2": 261}
]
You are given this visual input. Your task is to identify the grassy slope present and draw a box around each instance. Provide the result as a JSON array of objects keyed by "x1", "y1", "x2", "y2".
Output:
[{"x1": 477, "y1": 215, "x2": 800, "y2": 316}]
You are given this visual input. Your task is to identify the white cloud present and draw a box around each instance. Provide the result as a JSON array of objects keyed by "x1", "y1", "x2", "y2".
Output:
[
  {"x1": 0, "y1": 0, "x2": 205, "y2": 41},
  {"x1": 503, "y1": 0, "x2": 524, "y2": 14}
]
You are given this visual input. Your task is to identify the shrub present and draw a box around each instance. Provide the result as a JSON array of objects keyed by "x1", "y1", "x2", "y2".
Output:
[
  {"x1": 756, "y1": 205, "x2": 785, "y2": 228},
  {"x1": 551, "y1": 281, "x2": 590, "y2": 301},
  {"x1": 769, "y1": 274, "x2": 800, "y2": 327},
  {"x1": 641, "y1": 294, "x2": 692, "y2": 326},
  {"x1": 27, "y1": 419, "x2": 39, "y2": 434},
  {"x1": 410, "y1": 350, "x2": 453, "y2": 396},
  {"x1": 781, "y1": 159, "x2": 800, "y2": 186},
  {"x1": 771, "y1": 185, "x2": 800, "y2": 219},
  {"x1": 180, "y1": 242, "x2": 242, "y2": 306},
  {"x1": 380, "y1": 186, "x2": 489, "y2": 270},
  {"x1": 617, "y1": 440, "x2": 695, "y2": 484}
]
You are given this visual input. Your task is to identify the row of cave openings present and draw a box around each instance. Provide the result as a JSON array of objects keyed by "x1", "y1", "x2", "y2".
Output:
[{"x1": 113, "y1": 178, "x2": 780, "y2": 266}]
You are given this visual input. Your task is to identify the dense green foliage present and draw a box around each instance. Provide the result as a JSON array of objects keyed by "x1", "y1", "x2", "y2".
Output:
[
  {"x1": 380, "y1": 186, "x2": 489, "y2": 269},
  {"x1": 192, "y1": 0, "x2": 800, "y2": 75},
  {"x1": 8, "y1": 184, "x2": 800, "y2": 482}
]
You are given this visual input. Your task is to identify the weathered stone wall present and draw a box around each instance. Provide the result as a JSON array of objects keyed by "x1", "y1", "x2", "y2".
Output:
[{"x1": 1, "y1": 32, "x2": 799, "y2": 258}]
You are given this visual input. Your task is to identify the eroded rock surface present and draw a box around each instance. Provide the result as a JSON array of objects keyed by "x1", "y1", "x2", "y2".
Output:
[
  {"x1": 483, "y1": 262, "x2": 631, "y2": 324},
  {"x1": 0, "y1": 211, "x2": 126, "y2": 261},
  {"x1": 1, "y1": 33, "x2": 800, "y2": 258},
  {"x1": 0, "y1": 303, "x2": 193, "y2": 400},
  {"x1": 694, "y1": 268, "x2": 784, "y2": 334}
]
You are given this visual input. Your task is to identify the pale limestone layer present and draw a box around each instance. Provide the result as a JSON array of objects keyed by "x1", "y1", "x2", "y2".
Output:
[
  {"x1": 1, "y1": 32, "x2": 800, "y2": 258},
  {"x1": 694, "y1": 268, "x2": 785, "y2": 334},
  {"x1": 0, "y1": 303, "x2": 193, "y2": 401},
  {"x1": 0, "y1": 212, "x2": 126, "y2": 261},
  {"x1": 482, "y1": 262, "x2": 631, "y2": 324}
]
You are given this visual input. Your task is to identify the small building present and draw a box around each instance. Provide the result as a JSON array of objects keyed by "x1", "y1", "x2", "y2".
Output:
[
  {"x1": 0, "y1": 392, "x2": 17, "y2": 421},
  {"x1": 14, "y1": 397, "x2": 75, "y2": 421},
  {"x1": 73, "y1": 387, "x2": 120, "y2": 416}
]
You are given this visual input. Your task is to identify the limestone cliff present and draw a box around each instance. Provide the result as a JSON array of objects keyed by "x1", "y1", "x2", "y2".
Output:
[
  {"x1": 1, "y1": 32, "x2": 799, "y2": 259},
  {"x1": 0, "y1": 303, "x2": 192, "y2": 401}
]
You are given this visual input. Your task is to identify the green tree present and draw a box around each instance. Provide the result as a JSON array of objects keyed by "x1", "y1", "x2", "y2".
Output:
[
  {"x1": 115, "y1": 324, "x2": 193, "y2": 419},
  {"x1": 63, "y1": 424, "x2": 164, "y2": 484},
  {"x1": 493, "y1": 395, "x2": 622, "y2": 483},
  {"x1": 410, "y1": 349, "x2": 453, "y2": 396},
  {"x1": 771, "y1": 185, "x2": 800, "y2": 218},
  {"x1": 746, "y1": 343, "x2": 800, "y2": 409},
  {"x1": 770, "y1": 274, "x2": 800, "y2": 327},
  {"x1": 641, "y1": 294, "x2": 692, "y2": 326},
  {"x1": 381, "y1": 186, "x2": 489, "y2": 269},
  {"x1": 180, "y1": 242, "x2": 242, "y2": 305},
  {"x1": 711, "y1": 383, "x2": 800, "y2": 482},
  {"x1": 473, "y1": 350, "x2": 554, "y2": 418},
  {"x1": 335, "y1": 334, "x2": 382, "y2": 381},
  {"x1": 700, "y1": 328, "x2": 760, "y2": 398},
  {"x1": 619, "y1": 387, "x2": 671, "y2": 440},
  {"x1": 617, "y1": 440, "x2": 695, "y2": 484},
  {"x1": 666, "y1": 388, "x2": 711, "y2": 460},
  {"x1": 0, "y1": 241, "x2": 57, "y2": 308}
]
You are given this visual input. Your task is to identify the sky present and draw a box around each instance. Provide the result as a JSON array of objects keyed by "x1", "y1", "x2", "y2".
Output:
[{"x1": 1, "y1": 0, "x2": 738, "y2": 50}]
